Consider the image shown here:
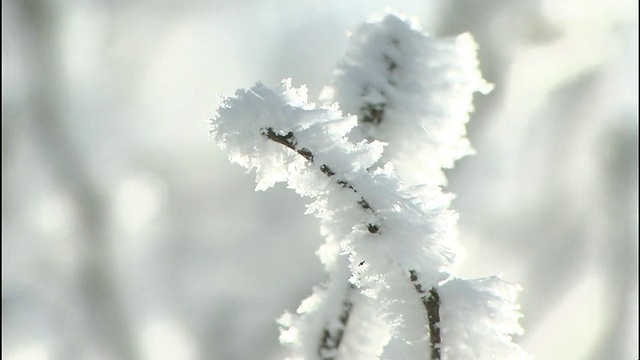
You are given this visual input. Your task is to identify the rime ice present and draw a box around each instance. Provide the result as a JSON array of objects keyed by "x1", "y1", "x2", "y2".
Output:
[
  {"x1": 210, "y1": 11, "x2": 527, "y2": 360},
  {"x1": 211, "y1": 78, "x2": 455, "y2": 284}
]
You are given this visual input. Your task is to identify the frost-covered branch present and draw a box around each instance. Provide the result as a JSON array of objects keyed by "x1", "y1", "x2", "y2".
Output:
[
  {"x1": 278, "y1": 256, "x2": 389, "y2": 360},
  {"x1": 319, "y1": 14, "x2": 529, "y2": 359},
  {"x1": 211, "y1": 80, "x2": 455, "y2": 283},
  {"x1": 317, "y1": 284, "x2": 354, "y2": 360},
  {"x1": 260, "y1": 127, "x2": 378, "y2": 233},
  {"x1": 210, "y1": 11, "x2": 528, "y2": 360},
  {"x1": 322, "y1": 13, "x2": 492, "y2": 186}
]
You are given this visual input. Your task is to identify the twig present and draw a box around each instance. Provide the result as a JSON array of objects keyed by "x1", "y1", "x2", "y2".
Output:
[
  {"x1": 263, "y1": 126, "x2": 442, "y2": 359},
  {"x1": 318, "y1": 284, "x2": 356, "y2": 360},
  {"x1": 410, "y1": 270, "x2": 441, "y2": 360},
  {"x1": 261, "y1": 127, "x2": 378, "y2": 233}
]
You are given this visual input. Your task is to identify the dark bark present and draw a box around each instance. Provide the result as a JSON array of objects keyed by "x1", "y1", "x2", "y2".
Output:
[
  {"x1": 14, "y1": 1, "x2": 137, "y2": 358},
  {"x1": 261, "y1": 127, "x2": 378, "y2": 233},
  {"x1": 410, "y1": 271, "x2": 441, "y2": 360},
  {"x1": 318, "y1": 284, "x2": 356, "y2": 360}
]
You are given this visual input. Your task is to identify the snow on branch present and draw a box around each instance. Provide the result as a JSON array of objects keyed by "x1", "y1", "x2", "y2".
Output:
[
  {"x1": 209, "y1": 12, "x2": 529, "y2": 360},
  {"x1": 410, "y1": 270, "x2": 442, "y2": 360},
  {"x1": 211, "y1": 79, "x2": 456, "y2": 283},
  {"x1": 278, "y1": 257, "x2": 390, "y2": 360},
  {"x1": 439, "y1": 277, "x2": 529, "y2": 359},
  {"x1": 322, "y1": 12, "x2": 493, "y2": 186}
]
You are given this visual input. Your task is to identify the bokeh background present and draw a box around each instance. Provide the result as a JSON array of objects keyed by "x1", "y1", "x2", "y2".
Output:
[{"x1": 2, "y1": 0, "x2": 638, "y2": 359}]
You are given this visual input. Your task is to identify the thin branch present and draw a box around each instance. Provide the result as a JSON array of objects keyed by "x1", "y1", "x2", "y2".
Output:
[
  {"x1": 361, "y1": 103, "x2": 386, "y2": 125},
  {"x1": 410, "y1": 270, "x2": 441, "y2": 360},
  {"x1": 353, "y1": 33, "x2": 444, "y2": 359},
  {"x1": 359, "y1": 41, "x2": 399, "y2": 125},
  {"x1": 318, "y1": 284, "x2": 356, "y2": 360},
  {"x1": 261, "y1": 127, "x2": 378, "y2": 233},
  {"x1": 263, "y1": 127, "x2": 444, "y2": 358}
]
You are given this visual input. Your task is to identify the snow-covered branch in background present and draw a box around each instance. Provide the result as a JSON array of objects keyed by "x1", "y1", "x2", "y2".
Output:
[{"x1": 210, "y1": 12, "x2": 528, "y2": 360}]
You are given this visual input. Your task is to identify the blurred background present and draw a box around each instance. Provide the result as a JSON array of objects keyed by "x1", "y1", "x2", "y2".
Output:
[{"x1": 2, "y1": 0, "x2": 637, "y2": 359}]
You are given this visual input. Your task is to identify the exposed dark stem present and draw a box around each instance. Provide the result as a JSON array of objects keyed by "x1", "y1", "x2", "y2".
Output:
[
  {"x1": 261, "y1": 127, "x2": 378, "y2": 233},
  {"x1": 318, "y1": 284, "x2": 356, "y2": 360},
  {"x1": 355, "y1": 37, "x2": 444, "y2": 358},
  {"x1": 410, "y1": 270, "x2": 441, "y2": 360},
  {"x1": 426, "y1": 288, "x2": 441, "y2": 360},
  {"x1": 263, "y1": 128, "x2": 443, "y2": 358},
  {"x1": 361, "y1": 103, "x2": 386, "y2": 125},
  {"x1": 262, "y1": 126, "x2": 379, "y2": 355}
]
